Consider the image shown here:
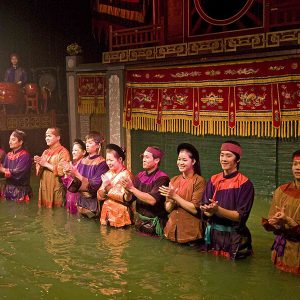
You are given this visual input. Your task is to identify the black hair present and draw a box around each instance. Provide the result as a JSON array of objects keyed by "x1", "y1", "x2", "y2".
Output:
[
  {"x1": 177, "y1": 143, "x2": 201, "y2": 176},
  {"x1": 73, "y1": 138, "x2": 87, "y2": 156},
  {"x1": 12, "y1": 129, "x2": 26, "y2": 143},
  {"x1": 106, "y1": 143, "x2": 126, "y2": 161},
  {"x1": 292, "y1": 150, "x2": 300, "y2": 160}
]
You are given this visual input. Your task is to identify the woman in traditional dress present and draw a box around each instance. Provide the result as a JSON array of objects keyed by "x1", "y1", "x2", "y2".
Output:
[
  {"x1": 262, "y1": 150, "x2": 300, "y2": 275},
  {"x1": 0, "y1": 130, "x2": 32, "y2": 202},
  {"x1": 159, "y1": 143, "x2": 205, "y2": 244},
  {"x1": 67, "y1": 131, "x2": 108, "y2": 218},
  {"x1": 200, "y1": 140, "x2": 254, "y2": 259},
  {"x1": 98, "y1": 144, "x2": 134, "y2": 228},
  {"x1": 62, "y1": 139, "x2": 87, "y2": 214},
  {"x1": 34, "y1": 127, "x2": 70, "y2": 208}
]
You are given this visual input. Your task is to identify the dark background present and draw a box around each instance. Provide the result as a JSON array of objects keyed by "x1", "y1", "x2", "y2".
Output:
[
  {"x1": 0, "y1": 0, "x2": 99, "y2": 81},
  {"x1": 0, "y1": 0, "x2": 99, "y2": 152}
]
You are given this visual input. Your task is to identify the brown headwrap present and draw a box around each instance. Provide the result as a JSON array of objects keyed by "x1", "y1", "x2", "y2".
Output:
[
  {"x1": 220, "y1": 142, "x2": 242, "y2": 158},
  {"x1": 145, "y1": 146, "x2": 164, "y2": 159}
]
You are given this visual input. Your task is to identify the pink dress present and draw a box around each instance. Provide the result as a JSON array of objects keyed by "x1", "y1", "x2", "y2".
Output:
[{"x1": 62, "y1": 160, "x2": 81, "y2": 214}]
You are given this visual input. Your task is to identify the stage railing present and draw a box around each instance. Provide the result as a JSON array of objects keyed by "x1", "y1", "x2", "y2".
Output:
[{"x1": 109, "y1": 22, "x2": 164, "y2": 51}]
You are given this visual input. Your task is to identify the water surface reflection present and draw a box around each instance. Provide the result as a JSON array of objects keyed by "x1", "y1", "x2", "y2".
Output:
[{"x1": 0, "y1": 197, "x2": 300, "y2": 300}]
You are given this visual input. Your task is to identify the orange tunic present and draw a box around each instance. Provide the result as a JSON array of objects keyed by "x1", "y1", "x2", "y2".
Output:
[
  {"x1": 268, "y1": 181, "x2": 300, "y2": 275},
  {"x1": 99, "y1": 169, "x2": 133, "y2": 228},
  {"x1": 37, "y1": 144, "x2": 70, "y2": 208},
  {"x1": 164, "y1": 174, "x2": 205, "y2": 243}
]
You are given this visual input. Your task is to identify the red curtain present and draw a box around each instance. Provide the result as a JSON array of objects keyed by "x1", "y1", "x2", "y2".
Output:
[{"x1": 124, "y1": 56, "x2": 300, "y2": 138}]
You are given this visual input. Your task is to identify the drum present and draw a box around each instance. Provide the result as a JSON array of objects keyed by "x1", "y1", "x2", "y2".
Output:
[
  {"x1": 0, "y1": 82, "x2": 23, "y2": 105},
  {"x1": 24, "y1": 83, "x2": 39, "y2": 114},
  {"x1": 24, "y1": 83, "x2": 39, "y2": 96}
]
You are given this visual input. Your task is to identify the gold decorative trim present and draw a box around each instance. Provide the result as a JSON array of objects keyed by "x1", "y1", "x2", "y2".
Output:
[
  {"x1": 156, "y1": 43, "x2": 188, "y2": 59},
  {"x1": 266, "y1": 29, "x2": 300, "y2": 47},
  {"x1": 224, "y1": 34, "x2": 265, "y2": 52},
  {"x1": 103, "y1": 29, "x2": 300, "y2": 64},
  {"x1": 123, "y1": 113, "x2": 300, "y2": 138},
  {"x1": 188, "y1": 39, "x2": 224, "y2": 55},
  {"x1": 0, "y1": 112, "x2": 56, "y2": 131},
  {"x1": 125, "y1": 75, "x2": 300, "y2": 88},
  {"x1": 102, "y1": 50, "x2": 129, "y2": 63},
  {"x1": 129, "y1": 47, "x2": 156, "y2": 61}
]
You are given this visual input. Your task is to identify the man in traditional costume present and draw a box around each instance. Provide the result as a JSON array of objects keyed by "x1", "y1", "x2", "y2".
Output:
[
  {"x1": 262, "y1": 150, "x2": 300, "y2": 275},
  {"x1": 34, "y1": 127, "x2": 70, "y2": 208},
  {"x1": 0, "y1": 130, "x2": 32, "y2": 202},
  {"x1": 121, "y1": 146, "x2": 169, "y2": 237},
  {"x1": 200, "y1": 141, "x2": 254, "y2": 259}
]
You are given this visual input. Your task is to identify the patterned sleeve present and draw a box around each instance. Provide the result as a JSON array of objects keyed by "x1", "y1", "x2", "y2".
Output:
[
  {"x1": 107, "y1": 170, "x2": 133, "y2": 203},
  {"x1": 191, "y1": 176, "x2": 206, "y2": 208}
]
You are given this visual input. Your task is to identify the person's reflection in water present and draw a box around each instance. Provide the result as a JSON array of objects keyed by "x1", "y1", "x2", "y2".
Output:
[
  {"x1": 41, "y1": 209, "x2": 75, "y2": 271},
  {"x1": 21, "y1": 209, "x2": 77, "y2": 294},
  {"x1": 97, "y1": 226, "x2": 131, "y2": 297}
]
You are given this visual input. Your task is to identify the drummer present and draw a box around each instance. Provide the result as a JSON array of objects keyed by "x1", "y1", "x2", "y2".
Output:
[{"x1": 4, "y1": 53, "x2": 27, "y2": 86}]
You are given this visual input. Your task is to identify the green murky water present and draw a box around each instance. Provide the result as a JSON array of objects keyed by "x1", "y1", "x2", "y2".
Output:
[{"x1": 0, "y1": 177, "x2": 299, "y2": 300}]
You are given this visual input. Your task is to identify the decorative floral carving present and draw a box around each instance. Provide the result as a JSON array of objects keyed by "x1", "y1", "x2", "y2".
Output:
[
  {"x1": 66, "y1": 43, "x2": 82, "y2": 56},
  {"x1": 171, "y1": 71, "x2": 201, "y2": 78}
]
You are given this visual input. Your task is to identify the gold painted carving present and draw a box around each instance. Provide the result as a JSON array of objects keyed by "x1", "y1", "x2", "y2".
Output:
[
  {"x1": 156, "y1": 43, "x2": 188, "y2": 59},
  {"x1": 266, "y1": 29, "x2": 300, "y2": 47},
  {"x1": 102, "y1": 29, "x2": 300, "y2": 64},
  {"x1": 225, "y1": 34, "x2": 265, "y2": 52},
  {"x1": 188, "y1": 39, "x2": 223, "y2": 55}
]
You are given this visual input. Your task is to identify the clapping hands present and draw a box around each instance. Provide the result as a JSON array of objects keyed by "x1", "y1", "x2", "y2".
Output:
[
  {"x1": 268, "y1": 206, "x2": 286, "y2": 229},
  {"x1": 101, "y1": 173, "x2": 112, "y2": 188},
  {"x1": 200, "y1": 199, "x2": 219, "y2": 217},
  {"x1": 159, "y1": 184, "x2": 178, "y2": 200},
  {"x1": 120, "y1": 177, "x2": 134, "y2": 191}
]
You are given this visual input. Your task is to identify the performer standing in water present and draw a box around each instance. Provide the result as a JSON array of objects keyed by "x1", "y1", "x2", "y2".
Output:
[
  {"x1": 34, "y1": 127, "x2": 70, "y2": 208},
  {"x1": 62, "y1": 139, "x2": 87, "y2": 214},
  {"x1": 0, "y1": 130, "x2": 32, "y2": 202},
  {"x1": 66, "y1": 131, "x2": 108, "y2": 218},
  {"x1": 159, "y1": 143, "x2": 205, "y2": 244},
  {"x1": 200, "y1": 141, "x2": 254, "y2": 259},
  {"x1": 121, "y1": 146, "x2": 169, "y2": 237},
  {"x1": 263, "y1": 150, "x2": 300, "y2": 275},
  {"x1": 98, "y1": 144, "x2": 134, "y2": 228}
]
